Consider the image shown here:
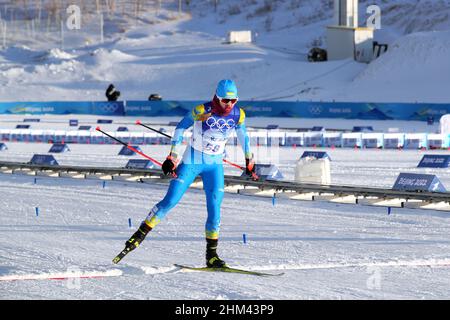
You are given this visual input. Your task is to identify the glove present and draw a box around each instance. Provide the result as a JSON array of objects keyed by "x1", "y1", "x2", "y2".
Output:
[
  {"x1": 162, "y1": 155, "x2": 178, "y2": 176},
  {"x1": 245, "y1": 156, "x2": 258, "y2": 180}
]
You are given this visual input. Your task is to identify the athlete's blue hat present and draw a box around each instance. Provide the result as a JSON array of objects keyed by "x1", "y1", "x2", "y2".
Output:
[{"x1": 216, "y1": 79, "x2": 238, "y2": 99}]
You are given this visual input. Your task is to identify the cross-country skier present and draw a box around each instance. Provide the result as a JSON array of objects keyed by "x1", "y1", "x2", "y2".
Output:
[{"x1": 123, "y1": 79, "x2": 257, "y2": 267}]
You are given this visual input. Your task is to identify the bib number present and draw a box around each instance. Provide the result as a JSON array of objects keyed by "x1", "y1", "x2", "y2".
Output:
[
  {"x1": 205, "y1": 142, "x2": 221, "y2": 153},
  {"x1": 192, "y1": 131, "x2": 227, "y2": 155}
]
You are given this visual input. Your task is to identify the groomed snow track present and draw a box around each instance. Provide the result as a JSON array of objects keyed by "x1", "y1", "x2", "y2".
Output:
[
  {"x1": 2, "y1": 258, "x2": 450, "y2": 282},
  {"x1": 1, "y1": 160, "x2": 450, "y2": 212}
]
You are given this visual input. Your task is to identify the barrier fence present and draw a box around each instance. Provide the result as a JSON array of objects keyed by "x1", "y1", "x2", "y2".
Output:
[
  {"x1": 1, "y1": 100, "x2": 450, "y2": 121},
  {"x1": 0, "y1": 129, "x2": 449, "y2": 149}
]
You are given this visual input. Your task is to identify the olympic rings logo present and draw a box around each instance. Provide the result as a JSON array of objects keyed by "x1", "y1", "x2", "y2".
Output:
[
  {"x1": 205, "y1": 117, "x2": 235, "y2": 132},
  {"x1": 98, "y1": 103, "x2": 120, "y2": 113},
  {"x1": 308, "y1": 105, "x2": 323, "y2": 115}
]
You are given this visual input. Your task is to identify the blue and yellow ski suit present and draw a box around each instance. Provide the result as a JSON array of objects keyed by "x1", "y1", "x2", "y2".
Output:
[{"x1": 144, "y1": 101, "x2": 251, "y2": 240}]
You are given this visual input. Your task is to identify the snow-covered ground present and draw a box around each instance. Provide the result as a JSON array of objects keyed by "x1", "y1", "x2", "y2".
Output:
[
  {"x1": 1, "y1": 118, "x2": 450, "y2": 299},
  {"x1": 2, "y1": 171, "x2": 450, "y2": 300}
]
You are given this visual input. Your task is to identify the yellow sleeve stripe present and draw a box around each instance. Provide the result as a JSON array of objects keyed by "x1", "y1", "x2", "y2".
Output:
[
  {"x1": 237, "y1": 108, "x2": 246, "y2": 125},
  {"x1": 192, "y1": 104, "x2": 205, "y2": 121}
]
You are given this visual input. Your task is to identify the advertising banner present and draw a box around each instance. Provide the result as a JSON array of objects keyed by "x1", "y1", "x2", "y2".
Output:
[{"x1": 1, "y1": 100, "x2": 450, "y2": 121}]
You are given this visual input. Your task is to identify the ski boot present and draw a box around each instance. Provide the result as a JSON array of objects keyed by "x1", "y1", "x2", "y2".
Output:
[
  {"x1": 113, "y1": 222, "x2": 152, "y2": 264},
  {"x1": 125, "y1": 222, "x2": 152, "y2": 251},
  {"x1": 206, "y1": 238, "x2": 227, "y2": 268},
  {"x1": 206, "y1": 253, "x2": 227, "y2": 268}
]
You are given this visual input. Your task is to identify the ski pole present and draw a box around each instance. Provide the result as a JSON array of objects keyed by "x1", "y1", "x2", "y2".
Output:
[
  {"x1": 222, "y1": 158, "x2": 245, "y2": 171},
  {"x1": 135, "y1": 120, "x2": 259, "y2": 180},
  {"x1": 136, "y1": 120, "x2": 171, "y2": 139},
  {"x1": 136, "y1": 120, "x2": 246, "y2": 169},
  {"x1": 95, "y1": 126, "x2": 163, "y2": 167}
]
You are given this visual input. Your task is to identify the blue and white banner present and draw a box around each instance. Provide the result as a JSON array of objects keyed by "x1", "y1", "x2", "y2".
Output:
[
  {"x1": 125, "y1": 159, "x2": 156, "y2": 170},
  {"x1": 125, "y1": 100, "x2": 196, "y2": 117},
  {"x1": 0, "y1": 101, "x2": 125, "y2": 116},
  {"x1": 239, "y1": 101, "x2": 450, "y2": 121},
  {"x1": 392, "y1": 173, "x2": 447, "y2": 192},
  {"x1": 301, "y1": 151, "x2": 331, "y2": 160},
  {"x1": 417, "y1": 155, "x2": 450, "y2": 168},
  {"x1": 29, "y1": 154, "x2": 59, "y2": 166},
  {"x1": 48, "y1": 143, "x2": 70, "y2": 153},
  {"x1": 1, "y1": 100, "x2": 450, "y2": 121}
]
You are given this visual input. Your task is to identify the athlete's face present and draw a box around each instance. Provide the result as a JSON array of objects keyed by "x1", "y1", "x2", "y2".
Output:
[{"x1": 218, "y1": 98, "x2": 237, "y2": 114}]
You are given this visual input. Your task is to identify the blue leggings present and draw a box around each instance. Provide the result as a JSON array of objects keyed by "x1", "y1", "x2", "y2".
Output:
[{"x1": 145, "y1": 151, "x2": 224, "y2": 239}]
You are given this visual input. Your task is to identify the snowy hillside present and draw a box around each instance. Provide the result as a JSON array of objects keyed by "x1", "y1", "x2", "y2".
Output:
[
  {"x1": 0, "y1": 0, "x2": 449, "y2": 103},
  {"x1": 334, "y1": 30, "x2": 450, "y2": 103}
]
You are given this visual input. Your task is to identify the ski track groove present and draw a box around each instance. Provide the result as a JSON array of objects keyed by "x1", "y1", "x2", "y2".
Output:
[{"x1": 2, "y1": 258, "x2": 450, "y2": 283}]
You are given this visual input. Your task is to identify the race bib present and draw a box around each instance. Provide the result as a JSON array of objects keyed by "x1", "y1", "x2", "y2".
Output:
[
  {"x1": 191, "y1": 119, "x2": 232, "y2": 155},
  {"x1": 191, "y1": 130, "x2": 228, "y2": 155}
]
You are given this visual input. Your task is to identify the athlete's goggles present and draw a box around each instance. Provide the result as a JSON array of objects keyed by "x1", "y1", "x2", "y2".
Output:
[{"x1": 219, "y1": 97, "x2": 238, "y2": 104}]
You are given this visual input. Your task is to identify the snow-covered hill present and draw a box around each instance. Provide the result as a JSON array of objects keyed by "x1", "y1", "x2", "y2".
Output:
[
  {"x1": 334, "y1": 30, "x2": 450, "y2": 103},
  {"x1": 0, "y1": 0, "x2": 449, "y2": 103}
]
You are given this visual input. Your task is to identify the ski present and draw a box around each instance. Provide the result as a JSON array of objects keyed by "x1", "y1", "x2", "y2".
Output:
[
  {"x1": 112, "y1": 247, "x2": 133, "y2": 264},
  {"x1": 174, "y1": 264, "x2": 284, "y2": 277}
]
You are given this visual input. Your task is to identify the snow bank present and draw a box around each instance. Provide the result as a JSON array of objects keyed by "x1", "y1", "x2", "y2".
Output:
[
  {"x1": 356, "y1": 31, "x2": 450, "y2": 84},
  {"x1": 340, "y1": 31, "x2": 450, "y2": 103},
  {"x1": 47, "y1": 49, "x2": 77, "y2": 61},
  {"x1": 0, "y1": 1, "x2": 449, "y2": 103}
]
